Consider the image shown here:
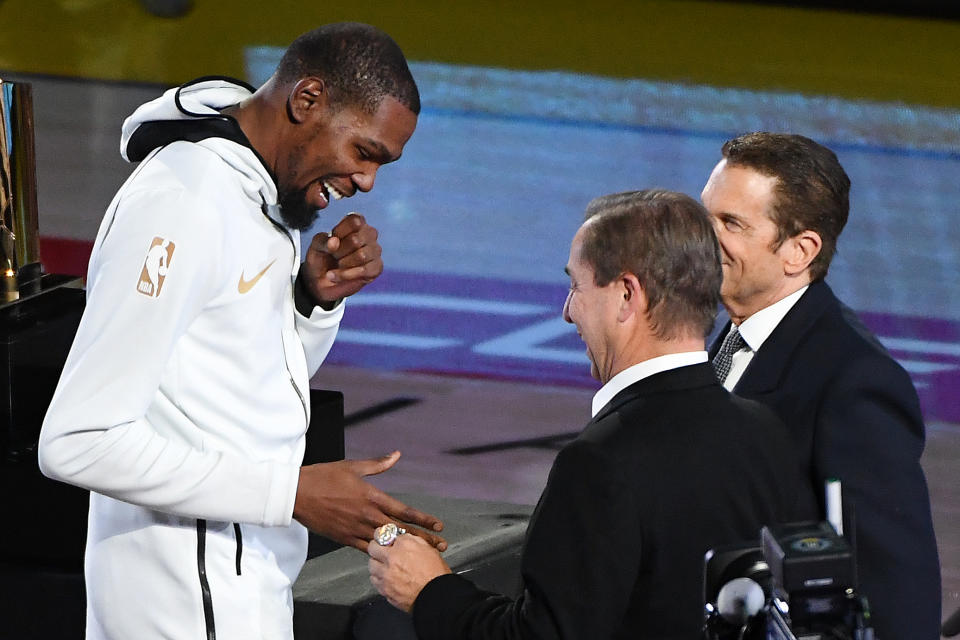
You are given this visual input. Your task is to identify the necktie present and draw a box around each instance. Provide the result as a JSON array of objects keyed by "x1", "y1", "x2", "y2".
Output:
[{"x1": 712, "y1": 326, "x2": 747, "y2": 383}]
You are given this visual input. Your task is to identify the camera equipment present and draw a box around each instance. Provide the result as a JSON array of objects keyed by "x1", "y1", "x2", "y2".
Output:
[{"x1": 703, "y1": 521, "x2": 874, "y2": 640}]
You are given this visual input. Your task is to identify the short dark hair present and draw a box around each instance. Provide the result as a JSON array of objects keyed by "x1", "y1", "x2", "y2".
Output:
[
  {"x1": 275, "y1": 22, "x2": 420, "y2": 115},
  {"x1": 581, "y1": 189, "x2": 722, "y2": 340},
  {"x1": 721, "y1": 132, "x2": 850, "y2": 281}
]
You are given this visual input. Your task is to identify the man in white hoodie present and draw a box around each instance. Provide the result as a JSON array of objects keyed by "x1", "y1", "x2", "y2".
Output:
[{"x1": 39, "y1": 23, "x2": 444, "y2": 640}]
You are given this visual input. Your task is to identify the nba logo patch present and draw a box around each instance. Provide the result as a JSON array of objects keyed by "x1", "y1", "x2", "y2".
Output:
[{"x1": 137, "y1": 237, "x2": 175, "y2": 298}]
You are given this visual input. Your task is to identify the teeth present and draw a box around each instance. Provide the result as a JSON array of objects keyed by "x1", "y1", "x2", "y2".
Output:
[{"x1": 323, "y1": 181, "x2": 344, "y2": 200}]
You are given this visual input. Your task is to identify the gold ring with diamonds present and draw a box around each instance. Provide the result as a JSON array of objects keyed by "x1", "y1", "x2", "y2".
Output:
[{"x1": 374, "y1": 523, "x2": 406, "y2": 546}]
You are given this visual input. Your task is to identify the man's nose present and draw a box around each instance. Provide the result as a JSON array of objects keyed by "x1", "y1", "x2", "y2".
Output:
[
  {"x1": 708, "y1": 217, "x2": 728, "y2": 249},
  {"x1": 562, "y1": 290, "x2": 573, "y2": 323},
  {"x1": 351, "y1": 167, "x2": 377, "y2": 193}
]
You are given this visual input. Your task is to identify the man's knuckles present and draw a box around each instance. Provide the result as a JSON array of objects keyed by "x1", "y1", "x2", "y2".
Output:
[{"x1": 334, "y1": 213, "x2": 366, "y2": 235}]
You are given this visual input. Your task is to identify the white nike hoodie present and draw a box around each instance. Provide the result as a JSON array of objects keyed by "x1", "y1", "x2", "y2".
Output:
[{"x1": 39, "y1": 78, "x2": 344, "y2": 640}]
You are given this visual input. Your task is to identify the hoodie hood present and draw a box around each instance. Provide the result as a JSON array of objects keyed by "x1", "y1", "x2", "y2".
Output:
[{"x1": 120, "y1": 77, "x2": 280, "y2": 208}]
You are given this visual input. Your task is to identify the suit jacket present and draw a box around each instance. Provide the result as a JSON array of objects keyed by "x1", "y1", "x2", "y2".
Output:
[
  {"x1": 711, "y1": 280, "x2": 941, "y2": 639},
  {"x1": 412, "y1": 363, "x2": 814, "y2": 640}
]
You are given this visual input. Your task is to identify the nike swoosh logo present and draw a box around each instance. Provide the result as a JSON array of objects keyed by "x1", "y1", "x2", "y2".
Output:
[{"x1": 238, "y1": 259, "x2": 276, "y2": 294}]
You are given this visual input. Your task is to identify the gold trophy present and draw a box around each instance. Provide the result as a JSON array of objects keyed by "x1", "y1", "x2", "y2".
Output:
[
  {"x1": 0, "y1": 77, "x2": 84, "y2": 459},
  {"x1": 0, "y1": 79, "x2": 87, "y2": 575},
  {"x1": 0, "y1": 79, "x2": 43, "y2": 302}
]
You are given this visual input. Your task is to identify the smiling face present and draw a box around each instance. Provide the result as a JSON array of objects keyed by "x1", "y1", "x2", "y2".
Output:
[
  {"x1": 562, "y1": 224, "x2": 625, "y2": 383},
  {"x1": 700, "y1": 159, "x2": 800, "y2": 323},
  {"x1": 276, "y1": 94, "x2": 417, "y2": 229}
]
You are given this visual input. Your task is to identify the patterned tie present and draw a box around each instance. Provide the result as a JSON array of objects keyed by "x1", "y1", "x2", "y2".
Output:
[{"x1": 712, "y1": 325, "x2": 747, "y2": 383}]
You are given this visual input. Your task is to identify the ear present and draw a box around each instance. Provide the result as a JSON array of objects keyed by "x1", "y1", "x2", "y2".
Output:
[
  {"x1": 618, "y1": 273, "x2": 647, "y2": 323},
  {"x1": 781, "y1": 230, "x2": 822, "y2": 276},
  {"x1": 286, "y1": 77, "x2": 328, "y2": 124}
]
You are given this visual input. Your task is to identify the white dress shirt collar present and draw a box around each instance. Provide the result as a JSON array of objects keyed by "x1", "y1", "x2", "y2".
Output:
[
  {"x1": 591, "y1": 351, "x2": 708, "y2": 417},
  {"x1": 736, "y1": 285, "x2": 809, "y2": 352},
  {"x1": 718, "y1": 285, "x2": 809, "y2": 391}
]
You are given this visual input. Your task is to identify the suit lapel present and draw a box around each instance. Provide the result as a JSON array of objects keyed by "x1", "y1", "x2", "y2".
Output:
[{"x1": 733, "y1": 281, "x2": 835, "y2": 395}]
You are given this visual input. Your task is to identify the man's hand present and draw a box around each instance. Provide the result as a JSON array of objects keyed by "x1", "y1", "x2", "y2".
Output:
[
  {"x1": 293, "y1": 451, "x2": 446, "y2": 552},
  {"x1": 368, "y1": 534, "x2": 452, "y2": 612},
  {"x1": 302, "y1": 213, "x2": 383, "y2": 304}
]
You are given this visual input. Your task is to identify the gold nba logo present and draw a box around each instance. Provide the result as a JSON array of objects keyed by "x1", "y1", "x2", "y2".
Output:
[{"x1": 137, "y1": 237, "x2": 175, "y2": 298}]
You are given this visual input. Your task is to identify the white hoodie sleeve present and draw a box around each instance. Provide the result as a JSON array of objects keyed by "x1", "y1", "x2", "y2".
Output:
[
  {"x1": 38, "y1": 184, "x2": 299, "y2": 527},
  {"x1": 295, "y1": 299, "x2": 344, "y2": 376}
]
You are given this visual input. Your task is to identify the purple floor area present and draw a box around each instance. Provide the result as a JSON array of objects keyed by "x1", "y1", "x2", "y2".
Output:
[{"x1": 327, "y1": 270, "x2": 960, "y2": 423}]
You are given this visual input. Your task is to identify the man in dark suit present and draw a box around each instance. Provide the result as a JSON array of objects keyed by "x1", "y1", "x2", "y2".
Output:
[
  {"x1": 366, "y1": 189, "x2": 814, "y2": 639},
  {"x1": 702, "y1": 132, "x2": 941, "y2": 639}
]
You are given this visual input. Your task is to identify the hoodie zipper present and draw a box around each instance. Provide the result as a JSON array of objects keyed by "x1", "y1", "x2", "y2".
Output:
[{"x1": 260, "y1": 202, "x2": 310, "y2": 431}]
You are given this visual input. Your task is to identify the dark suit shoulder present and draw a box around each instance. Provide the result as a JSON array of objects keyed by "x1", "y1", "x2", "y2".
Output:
[
  {"x1": 804, "y1": 301, "x2": 890, "y2": 363},
  {"x1": 579, "y1": 381, "x2": 800, "y2": 507},
  {"x1": 769, "y1": 285, "x2": 915, "y2": 399},
  {"x1": 584, "y1": 380, "x2": 787, "y2": 451}
]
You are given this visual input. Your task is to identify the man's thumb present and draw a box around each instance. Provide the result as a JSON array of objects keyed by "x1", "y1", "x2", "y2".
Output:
[{"x1": 361, "y1": 450, "x2": 401, "y2": 477}]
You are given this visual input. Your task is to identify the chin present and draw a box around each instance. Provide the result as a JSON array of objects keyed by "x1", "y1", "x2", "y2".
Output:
[
  {"x1": 281, "y1": 208, "x2": 320, "y2": 231},
  {"x1": 278, "y1": 189, "x2": 321, "y2": 230},
  {"x1": 589, "y1": 362, "x2": 601, "y2": 382}
]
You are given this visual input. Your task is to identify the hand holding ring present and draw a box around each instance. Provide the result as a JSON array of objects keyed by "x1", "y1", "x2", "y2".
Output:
[{"x1": 374, "y1": 523, "x2": 406, "y2": 546}]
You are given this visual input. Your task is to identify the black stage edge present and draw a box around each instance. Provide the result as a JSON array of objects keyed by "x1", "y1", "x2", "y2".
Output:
[
  {"x1": 0, "y1": 275, "x2": 87, "y2": 639},
  {"x1": 305, "y1": 389, "x2": 349, "y2": 559}
]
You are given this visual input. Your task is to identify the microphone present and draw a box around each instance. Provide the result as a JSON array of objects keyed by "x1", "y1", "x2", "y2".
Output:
[{"x1": 717, "y1": 577, "x2": 765, "y2": 625}]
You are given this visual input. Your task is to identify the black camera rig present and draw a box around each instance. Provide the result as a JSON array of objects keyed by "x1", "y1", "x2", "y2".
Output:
[{"x1": 703, "y1": 521, "x2": 874, "y2": 640}]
